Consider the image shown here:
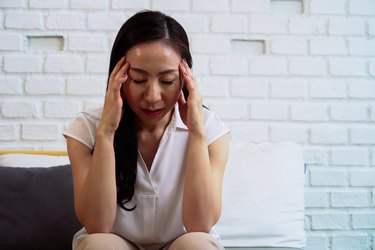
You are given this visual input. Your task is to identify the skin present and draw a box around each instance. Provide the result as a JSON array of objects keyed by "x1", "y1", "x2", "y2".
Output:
[{"x1": 66, "y1": 40, "x2": 230, "y2": 234}]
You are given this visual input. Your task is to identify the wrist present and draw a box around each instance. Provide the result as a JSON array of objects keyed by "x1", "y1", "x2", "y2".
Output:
[
  {"x1": 188, "y1": 129, "x2": 207, "y2": 141},
  {"x1": 96, "y1": 127, "x2": 115, "y2": 141}
]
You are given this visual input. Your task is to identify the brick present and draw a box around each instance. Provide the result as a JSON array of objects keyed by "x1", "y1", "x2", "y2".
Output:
[
  {"x1": 211, "y1": 15, "x2": 248, "y2": 33},
  {"x1": 305, "y1": 190, "x2": 328, "y2": 208},
  {"x1": 45, "y1": 55, "x2": 83, "y2": 73},
  {"x1": 87, "y1": 54, "x2": 110, "y2": 73},
  {"x1": 350, "y1": 128, "x2": 375, "y2": 144},
  {"x1": 371, "y1": 104, "x2": 375, "y2": 121},
  {"x1": 232, "y1": 0, "x2": 270, "y2": 13},
  {"x1": 5, "y1": 12, "x2": 43, "y2": 29},
  {"x1": 271, "y1": 0, "x2": 303, "y2": 15},
  {"x1": 370, "y1": 61, "x2": 375, "y2": 76},
  {"x1": 331, "y1": 104, "x2": 367, "y2": 122},
  {"x1": 175, "y1": 15, "x2": 209, "y2": 33},
  {"x1": 198, "y1": 77, "x2": 229, "y2": 97},
  {"x1": 0, "y1": 0, "x2": 25, "y2": 7},
  {"x1": 192, "y1": 0, "x2": 228, "y2": 12},
  {"x1": 352, "y1": 213, "x2": 375, "y2": 229},
  {"x1": 309, "y1": 80, "x2": 346, "y2": 98},
  {"x1": 191, "y1": 55, "x2": 209, "y2": 75},
  {"x1": 310, "y1": 38, "x2": 346, "y2": 55},
  {"x1": 369, "y1": 19, "x2": 375, "y2": 36},
  {"x1": 25, "y1": 77, "x2": 64, "y2": 95},
  {"x1": 310, "y1": 0, "x2": 346, "y2": 14},
  {"x1": 28, "y1": 36, "x2": 64, "y2": 52},
  {"x1": 310, "y1": 126, "x2": 347, "y2": 144},
  {"x1": 231, "y1": 78, "x2": 267, "y2": 98},
  {"x1": 270, "y1": 125, "x2": 308, "y2": 143},
  {"x1": 348, "y1": 80, "x2": 375, "y2": 98},
  {"x1": 29, "y1": 0, "x2": 66, "y2": 8},
  {"x1": 250, "y1": 15, "x2": 288, "y2": 34},
  {"x1": 68, "y1": 34, "x2": 107, "y2": 52},
  {"x1": 348, "y1": 39, "x2": 375, "y2": 56},
  {"x1": 289, "y1": 58, "x2": 326, "y2": 76},
  {"x1": 349, "y1": 0, "x2": 375, "y2": 15},
  {"x1": 231, "y1": 39, "x2": 265, "y2": 56},
  {"x1": 250, "y1": 57, "x2": 287, "y2": 75},
  {"x1": 290, "y1": 104, "x2": 328, "y2": 121},
  {"x1": 71, "y1": 0, "x2": 108, "y2": 9},
  {"x1": 191, "y1": 35, "x2": 230, "y2": 54},
  {"x1": 0, "y1": 125, "x2": 17, "y2": 141},
  {"x1": 351, "y1": 170, "x2": 375, "y2": 186},
  {"x1": 251, "y1": 102, "x2": 288, "y2": 120},
  {"x1": 331, "y1": 191, "x2": 368, "y2": 207},
  {"x1": 227, "y1": 122, "x2": 267, "y2": 142},
  {"x1": 210, "y1": 56, "x2": 248, "y2": 76},
  {"x1": 270, "y1": 79, "x2": 307, "y2": 98},
  {"x1": 289, "y1": 16, "x2": 326, "y2": 34},
  {"x1": 0, "y1": 34, "x2": 23, "y2": 51},
  {"x1": 84, "y1": 101, "x2": 103, "y2": 111},
  {"x1": 4, "y1": 55, "x2": 42, "y2": 73},
  {"x1": 111, "y1": 0, "x2": 149, "y2": 9},
  {"x1": 305, "y1": 236, "x2": 329, "y2": 250},
  {"x1": 0, "y1": 77, "x2": 22, "y2": 95},
  {"x1": 332, "y1": 235, "x2": 372, "y2": 250},
  {"x1": 304, "y1": 149, "x2": 329, "y2": 165},
  {"x1": 311, "y1": 213, "x2": 350, "y2": 230},
  {"x1": 44, "y1": 101, "x2": 82, "y2": 118},
  {"x1": 153, "y1": 0, "x2": 189, "y2": 11},
  {"x1": 311, "y1": 169, "x2": 348, "y2": 186},
  {"x1": 2, "y1": 101, "x2": 38, "y2": 118},
  {"x1": 207, "y1": 101, "x2": 249, "y2": 120},
  {"x1": 331, "y1": 148, "x2": 367, "y2": 166},
  {"x1": 22, "y1": 124, "x2": 58, "y2": 140},
  {"x1": 329, "y1": 17, "x2": 365, "y2": 35},
  {"x1": 46, "y1": 13, "x2": 83, "y2": 30},
  {"x1": 88, "y1": 13, "x2": 125, "y2": 31},
  {"x1": 271, "y1": 37, "x2": 307, "y2": 55},
  {"x1": 330, "y1": 59, "x2": 366, "y2": 76},
  {"x1": 67, "y1": 77, "x2": 106, "y2": 96}
]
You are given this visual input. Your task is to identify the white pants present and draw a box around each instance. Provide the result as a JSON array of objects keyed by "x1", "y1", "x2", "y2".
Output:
[{"x1": 74, "y1": 232, "x2": 224, "y2": 250}]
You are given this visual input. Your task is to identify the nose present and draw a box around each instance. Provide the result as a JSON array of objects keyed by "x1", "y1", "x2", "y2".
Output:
[{"x1": 144, "y1": 82, "x2": 161, "y2": 104}]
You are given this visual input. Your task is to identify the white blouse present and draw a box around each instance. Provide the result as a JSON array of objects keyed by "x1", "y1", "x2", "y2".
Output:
[{"x1": 63, "y1": 105, "x2": 230, "y2": 250}]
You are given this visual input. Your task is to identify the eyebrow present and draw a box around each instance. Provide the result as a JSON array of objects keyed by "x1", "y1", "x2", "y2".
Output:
[{"x1": 129, "y1": 67, "x2": 178, "y2": 76}]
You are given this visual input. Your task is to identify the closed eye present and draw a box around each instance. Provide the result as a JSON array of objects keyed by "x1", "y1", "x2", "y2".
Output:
[{"x1": 161, "y1": 79, "x2": 176, "y2": 85}]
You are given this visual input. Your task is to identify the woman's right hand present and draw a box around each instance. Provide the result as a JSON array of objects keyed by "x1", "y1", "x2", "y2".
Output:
[{"x1": 98, "y1": 56, "x2": 129, "y2": 136}]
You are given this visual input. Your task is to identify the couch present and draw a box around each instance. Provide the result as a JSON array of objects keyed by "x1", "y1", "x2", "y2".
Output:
[{"x1": 0, "y1": 142, "x2": 305, "y2": 250}]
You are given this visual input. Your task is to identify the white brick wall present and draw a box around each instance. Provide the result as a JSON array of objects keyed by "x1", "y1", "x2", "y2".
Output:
[{"x1": 1, "y1": 1, "x2": 374, "y2": 248}]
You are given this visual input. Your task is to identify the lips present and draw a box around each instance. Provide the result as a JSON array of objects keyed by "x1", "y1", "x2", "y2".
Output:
[{"x1": 142, "y1": 108, "x2": 164, "y2": 117}]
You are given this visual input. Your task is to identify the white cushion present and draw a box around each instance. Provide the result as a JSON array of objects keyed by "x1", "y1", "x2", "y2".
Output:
[
  {"x1": 216, "y1": 141, "x2": 306, "y2": 248},
  {"x1": 0, "y1": 154, "x2": 70, "y2": 168}
]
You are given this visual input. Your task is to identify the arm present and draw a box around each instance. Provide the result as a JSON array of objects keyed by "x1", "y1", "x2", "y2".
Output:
[
  {"x1": 178, "y1": 60, "x2": 230, "y2": 232},
  {"x1": 67, "y1": 57, "x2": 129, "y2": 233}
]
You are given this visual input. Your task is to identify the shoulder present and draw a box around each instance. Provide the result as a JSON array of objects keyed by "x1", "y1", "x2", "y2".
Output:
[
  {"x1": 203, "y1": 107, "x2": 230, "y2": 145},
  {"x1": 63, "y1": 106, "x2": 103, "y2": 150}
]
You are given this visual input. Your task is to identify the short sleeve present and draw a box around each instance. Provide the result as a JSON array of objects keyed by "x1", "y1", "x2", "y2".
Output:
[
  {"x1": 204, "y1": 109, "x2": 230, "y2": 145},
  {"x1": 62, "y1": 108, "x2": 102, "y2": 150}
]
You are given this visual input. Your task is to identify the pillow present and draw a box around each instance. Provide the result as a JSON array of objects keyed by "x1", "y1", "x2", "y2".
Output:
[
  {"x1": 216, "y1": 142, "x2": 306, "y2": 248},
  {"x1": 0, "y1": 164, "x2": 82, "y2": 250},
  {"x1": 0, "y1": 153, "x2": 69, "y2": 168}
]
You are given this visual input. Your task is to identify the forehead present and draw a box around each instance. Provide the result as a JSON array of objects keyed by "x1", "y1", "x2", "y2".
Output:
[{"x1": 126, "y1": 40, "x2": 181, "y2": 68}]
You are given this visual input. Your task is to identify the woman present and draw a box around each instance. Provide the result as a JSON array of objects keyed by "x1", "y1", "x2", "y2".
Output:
[{"x1": 63, "y1": 10, "x2": 230, "y2": 250}]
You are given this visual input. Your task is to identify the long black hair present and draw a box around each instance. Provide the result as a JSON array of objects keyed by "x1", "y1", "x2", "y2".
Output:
[{"x1": 107, "y1": 10, "x2": 193, "y2": 211}]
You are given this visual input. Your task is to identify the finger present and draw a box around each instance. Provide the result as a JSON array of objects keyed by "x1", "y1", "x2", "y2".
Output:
[
  {"x1": 109, "y1": 56, "x2": 126, "y2": 82},
  {"x1": 178, "y1": 90, "x2": 186, "y2": 106},
  {"x1": 180, "y1": 60, "x2": 196, "y2": 93},
  {"x1": 110, "y1": 61, "x2": 129, "y2": 92}
]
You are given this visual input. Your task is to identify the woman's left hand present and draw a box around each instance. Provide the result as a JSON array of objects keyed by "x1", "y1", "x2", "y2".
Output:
[{"x1": 178, "y1": 60, "x2": 205, "y2": 136}]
